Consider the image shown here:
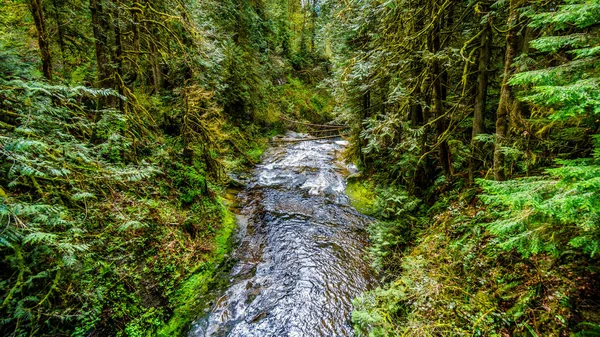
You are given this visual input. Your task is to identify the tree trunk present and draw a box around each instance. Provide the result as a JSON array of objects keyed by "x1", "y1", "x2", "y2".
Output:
[
  {"x1": 469, "y1": 17, "x2": 492, "y2": 183},
  {"x1": 472, "y1": 23, "x2": 491, "y2": 140},
  {"x1": 310, "y1": 0, "x2": 317, "y2": 53},
  {"x1": 90, "y1": 0, "x2": 116, "y2": 106},
  {"x1": 509, "y1": 24, "x2": 533, "y2": 135},
  {"x1": 300, "y1": 1, "x2": 308, "y2": 54},
  {"x1": 150, "y1": 42, "x2": 163, "y2": 93},
  {"x1": 182, "y1": 86, "x2": 193, "y2": 165},
  {"x1": 29, "y1": 0, "x2": 53, "y2": 82},
  {"x1": 359, "y1": 91, "x2": 371, "y2": 165},
  {"x1": 130, "y1": 4, "x2": 141, "y2": 84},
  {"x1": 431, "y1": 15, "x2": 451, "y2": 177},
  {"x1": 410, "y1": 94, "x2": 423, "y2": 128},
  {"x1": 410, "y1": 0, "x2": 428, "y2": 194},
  {"x1": 494, "y1": 0, "x2": 523, "y2": 181},
  {"x1": 145, "y1": 0, "x2": 163, "y2": 94},
  {"x1": 112, "y1": 0, "x2": 124, "y2": 110},
  {"x1": 51, "y1": 0, "x2": 66, "y2": 72}
]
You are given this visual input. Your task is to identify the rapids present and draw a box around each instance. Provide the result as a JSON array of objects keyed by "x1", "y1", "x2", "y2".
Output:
[{"x1": 188, "y1": 132, "x2": 374, "y2": 337}]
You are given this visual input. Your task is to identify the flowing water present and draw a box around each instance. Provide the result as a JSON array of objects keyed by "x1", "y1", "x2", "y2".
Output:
[{"x1": 188, "y1": 132, "x2": 375, "y2": 337}]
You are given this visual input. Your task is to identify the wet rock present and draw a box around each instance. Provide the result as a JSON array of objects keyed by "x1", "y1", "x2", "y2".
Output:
[{"x1": 189, "y1": 132, "x2": 375, "y2": 337}]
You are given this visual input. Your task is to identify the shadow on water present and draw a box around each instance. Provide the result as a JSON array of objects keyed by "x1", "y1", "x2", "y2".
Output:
[{"x1": 189, "y1": 132, "x2": 375, "y2": 337}]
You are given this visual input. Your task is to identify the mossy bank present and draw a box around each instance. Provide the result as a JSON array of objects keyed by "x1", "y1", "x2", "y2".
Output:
[{"x1": 157, "y1": 202, "x2": 237, "y2": 337}]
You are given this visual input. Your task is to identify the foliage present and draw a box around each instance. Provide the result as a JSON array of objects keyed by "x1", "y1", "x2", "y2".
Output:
[
  {"x1": 0, "y1": 0, "x2": 335, "y2": 335},
  {"x1": 279, "y1": 76, "x2": 334, "y2": 123},
  {"x1": 218, "y1": 39, "x2": 270, "y2": 122},
  {"x1": 6, "y1": 0, "x2": 600, "y2": 335},
  {"x1": 509, "y1": 0, "x2": 600, "y2": 120},
  {"x1": 479, "y1": 0, "x2": 600, "y2": 258},
  {"x1": 346, "y1": 180, "x2": 377, "y2": 215},
  {"x1": 353, "y1": 200, "x2": 600, "y2": 337},
  {"x1": 0, "y1": 70, "x2": 222, "y2": 336},
  {"x1": 326, "y1": 1, "x2": 600, "y2": 335},
  {"x1": 156, "y1": 203, "x2": 237, "y2": 337},
  {"x1": 479, "y1": 158, "x2": 600, "y2": 258},
  {"x1": 366, "y1": 190, "x2": 421, "y2": 271}
]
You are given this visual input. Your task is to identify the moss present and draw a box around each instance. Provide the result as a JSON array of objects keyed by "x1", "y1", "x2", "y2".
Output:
[
  {"x1": 221, "y1": 123, "x2": 279, "y2": 171},
  {"x1": 156, "y1": 200, "x2": 237, "y2": 337},
  {"x1": 346, "y1": 180, "x2": 377, "y2": 215},
  {"x1": 353, "y1": 199, "x2": 600, "y2": 337},
  {"x1": 245, "y1": 142, "x2": 267, "y2": 163}
]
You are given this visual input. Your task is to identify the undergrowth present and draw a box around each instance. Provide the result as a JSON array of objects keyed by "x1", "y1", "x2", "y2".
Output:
[
  {"x1": 156, "y1": 202, "x2": 237, "y2": 337},
  {"x1": 0, "y1": 75, "x2": 276, "y2": 337},
  {"x1": 348, "y1": 180, "x2": 600, "y2": 336}
]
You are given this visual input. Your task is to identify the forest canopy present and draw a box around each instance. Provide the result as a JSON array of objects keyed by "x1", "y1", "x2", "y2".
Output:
[{"x1": 1, "y1": 0, "x2": 600, "y2": 336}]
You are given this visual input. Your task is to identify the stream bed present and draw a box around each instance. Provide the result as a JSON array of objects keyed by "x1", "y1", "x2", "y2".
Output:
[{"x1": 188, "y1": 132, "x2": 375, "y2": 337}]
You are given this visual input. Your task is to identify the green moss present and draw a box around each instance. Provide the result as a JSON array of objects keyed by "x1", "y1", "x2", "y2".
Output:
[
  {"x1": 246, "y1": 143, "x2": 266, "y2": 163},
  {"x1": 156, "y1": 201, "x2": 237, "y2": 337},
  {"x1": 346, "y1": 180, "x2": 377, "y2": 215},
  {"x1": 353, "y1": 197, "x2": 600, "y2": 337},
  {"x1": 214, "y1": 203, "x2": 236, "y2": 258}
]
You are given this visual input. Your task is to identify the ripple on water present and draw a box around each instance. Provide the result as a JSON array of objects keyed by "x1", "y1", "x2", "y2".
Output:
[{"x1": 188, "y1": 133, "x2": 375, "y2": 337}]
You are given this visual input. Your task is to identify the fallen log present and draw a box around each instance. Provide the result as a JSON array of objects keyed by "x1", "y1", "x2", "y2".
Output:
[
  {"x1": 279, "y1": 116, "x2": 348, "y2": 129},
  {"x1": 272, "y1": 134, "x2": 348, "y2": 143}
]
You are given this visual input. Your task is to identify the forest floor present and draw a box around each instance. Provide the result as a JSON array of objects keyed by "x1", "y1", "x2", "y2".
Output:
[{"x1": 346, "y1": 178, "x2": 600, "y2": 337}]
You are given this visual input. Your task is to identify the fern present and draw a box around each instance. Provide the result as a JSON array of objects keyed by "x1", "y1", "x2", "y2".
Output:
[
  {"x1": 479, "y1": 157, "x2": 600, "y2": 257},
  {"x1": 509, "y1": 0, "x2": 600, "y2": 120},
  {"x1": 481, "y1": 0, "x2": 600, "y2": 258},
  {"x1": 0, "y1": 76, "x2": 161, "y2": 335}
]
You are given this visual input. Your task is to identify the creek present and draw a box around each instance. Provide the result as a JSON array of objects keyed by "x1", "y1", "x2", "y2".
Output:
[{"x1": 188, "y1": 132, "x2": 375, "y2": 337}]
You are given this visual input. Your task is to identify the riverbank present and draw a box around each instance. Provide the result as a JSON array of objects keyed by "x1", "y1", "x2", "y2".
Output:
[
  {"x1": 346, "y1": 178, "x2": 600, "y2": 336},
  {"x1": 157, "y1": 202, "x2": 237, "y2": 337}
]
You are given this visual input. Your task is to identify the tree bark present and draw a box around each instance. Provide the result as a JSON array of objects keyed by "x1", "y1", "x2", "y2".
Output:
[
  {"x1": 310, "y1": 0, "x2": 317, "y2": 53},
  {"x1": 359, "y1": 91, "x2": 371, "y2": 165},
  {"x1": 129, "y1": 4, "x2": 141, "y2": 84},
  {"x1": 469, "y1": 16, "x2": 492, "y2": 183},
  {"x1": 509, "y1": 24, "x2": 533, "y2": 135},
  {"x1": 494, "y1": 0, "x2": 523, "y2": 181},
  {"x1": 182, "y1": 86, "x2": 193, "y2": 165},
  {"x1": 51, "y1": 0, "x2": 66, "y2": 71},
  {"x1": 150, "y1": 42, "x2": 163, "y2": 93},
  {"x1": 112, "y1": 0, "x2": 124, "y2": 110},
  {"x1": 145, "y1": 0, "x2": 163, "y2": 93},
  {"x1": 90, "y1": 0, "x2": 116, "y2": 106},
  {"x1": 410, "y1": 0, "x2": 428, "y2": 194},
  {"x1": 29, "y1": 0, "x2": 53, "y2": 82},
  {"x1": 473, "y1": 23, "x2": 491, "y2": 139},
  {"x1": 431, "y1": 14, "x2": 451, "y2": 177}
]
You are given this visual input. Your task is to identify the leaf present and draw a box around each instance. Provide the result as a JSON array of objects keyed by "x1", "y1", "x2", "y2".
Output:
[{"x1": 23, "y1": 232, "x2": 59, "y2": 245}]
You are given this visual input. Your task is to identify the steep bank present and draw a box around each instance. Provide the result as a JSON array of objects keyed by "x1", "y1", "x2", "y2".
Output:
[
  {"x1": 318, "y1": 1, "x2": 600, "y2": 335},
  {"x1": 346, "y1": 178, "x2": 600, "y2": 336}
]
